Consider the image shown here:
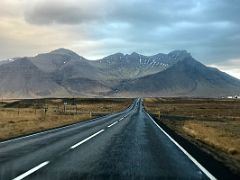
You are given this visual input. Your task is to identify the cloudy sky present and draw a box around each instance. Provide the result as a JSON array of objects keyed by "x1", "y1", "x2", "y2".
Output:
[{"x1": 0, "y1": 0, "x2": 239, "y2": 78}]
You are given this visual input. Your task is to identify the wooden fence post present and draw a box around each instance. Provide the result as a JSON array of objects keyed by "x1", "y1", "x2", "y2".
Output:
[{"x1": 18, "y1": 104, "x2": 20, "y2": 116}]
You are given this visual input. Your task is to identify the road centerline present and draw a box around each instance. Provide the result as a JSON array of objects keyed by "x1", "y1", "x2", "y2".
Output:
[
  {"x1": 12, "y1": 161, "x2": 50, "y2": 180},
  {"x1": 70, "y1": 129, "x2": 105, "y2": 149},
  {"x1": 107, "y1": 121, "x2": 118, "y2": 128}
]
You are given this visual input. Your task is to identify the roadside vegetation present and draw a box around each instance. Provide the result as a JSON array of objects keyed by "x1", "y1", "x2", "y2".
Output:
[
  {"x1": 144, "y1": 97, "x2": 240, "y2": 174},
  {"x1": 0, "y1": 98, "x2": 132, "y2": 141}
]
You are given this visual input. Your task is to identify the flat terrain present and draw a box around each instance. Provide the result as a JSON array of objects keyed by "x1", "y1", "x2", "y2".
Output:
[
  {"x1": 0, "y1": 98, "x2": 132, "y2": 141},
  {"x1": 144, "y1": 98, "x2": 240, "y2": 175},
  {"x1": 0, "y1": 99, "x2": 213, "y2": 179}
]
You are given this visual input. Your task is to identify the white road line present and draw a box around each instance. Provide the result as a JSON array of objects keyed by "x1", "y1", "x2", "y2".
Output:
[
  {"x1": 70, "y1": 129, "x2": 104, "y2": 149},
  {"x1": 147, "y1": 113, "x2": 217, "y2": 180},
  {"x1": 107, "y1": 121, "x2": 118, "y2": 128},
  {"x1": 12, "y1": 161, "x2": 49, "y2": 180}
]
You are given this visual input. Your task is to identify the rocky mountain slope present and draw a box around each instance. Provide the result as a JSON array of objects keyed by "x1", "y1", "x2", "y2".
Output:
[
  {"x1": 0, "y1": 58, "x2": 69, "y2": 98},
  {"x1": 116, "y1": 57, "x2": 240, "y2": 97},
  {"x1": 0, "y1": 48, "x2": 239, "y2": 98},
  {"x1": 91, "y1": 50, "x2": 191, "y2": 80}
]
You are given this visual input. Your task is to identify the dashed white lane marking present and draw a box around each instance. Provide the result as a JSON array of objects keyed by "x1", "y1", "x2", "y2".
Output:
[
  {"x1": 0, "y1": 110, "x2": 128, "y2": 145},
  {"x1": 12, "y1": 161, "x2": 49, "y2": 180},
  {"x1": 107, "y1": 121, "x2": 118, "y2": 128},
  {"x1": 70, "y1": 129, "x2": 104, "y2": 149},
  {"x1": 147, "y1": 113, "x2": 217, "y2": 180}
]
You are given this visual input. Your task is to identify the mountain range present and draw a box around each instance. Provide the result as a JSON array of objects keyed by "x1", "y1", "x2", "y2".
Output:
[{"x1": 0, "y1": 48, "x2": 239, "y2": 98}]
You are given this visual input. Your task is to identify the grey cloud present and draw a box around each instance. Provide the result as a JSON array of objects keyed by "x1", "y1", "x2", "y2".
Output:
[
  {"x1": 1, "y1": 0, "x2": 240, "y2": 69},
  {"x1": 24, "y1": 0, "x2": 108, "y2": 25},
  {"x1": 24, "y1": 0, "x2": 240, "y2": 26},
  {"x1": 24, "y1": 0, "x2": 197, "y2": 26}
]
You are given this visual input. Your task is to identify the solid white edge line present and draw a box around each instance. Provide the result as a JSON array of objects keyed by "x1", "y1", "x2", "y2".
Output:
[
  {"x1": 107, "y1": 121, "x2": 118, "y2": 128},
  {"x1": 70, "y1": 129, "x2": 104, "y2": 149},
  {"x1": 147, "y1": 113, "x2": 217, "y2": 180},
  {"x1": 12, "y1": 161, "x2": 49, "y2": 180}
]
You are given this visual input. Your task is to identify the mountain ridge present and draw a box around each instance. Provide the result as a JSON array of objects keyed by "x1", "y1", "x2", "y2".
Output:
[
  {"x1": 0, "y1": 48, "x2": 239, "y2": 98},
  {"x1": 115, "y1": 57, "x2": 240, "y2": 97}
]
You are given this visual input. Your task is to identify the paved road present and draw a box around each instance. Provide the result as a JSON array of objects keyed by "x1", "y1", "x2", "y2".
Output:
[{"x1": 0, "y1": 98, "x2": 216, "y2": 180}]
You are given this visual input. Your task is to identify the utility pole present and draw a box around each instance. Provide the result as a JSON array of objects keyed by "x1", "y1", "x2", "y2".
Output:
[
  {"x1": 44, "y1": 104, "x2": 48, "y2": 120},
  {"x1": 34, "y1": 103, "x2": 37, "y2": 115},
  {"x1": 18, "y1": 104, "x2": 20, "y2": 116},
  {"x1": 64, "y1": 103, "x2": 66, "y2": 113}
]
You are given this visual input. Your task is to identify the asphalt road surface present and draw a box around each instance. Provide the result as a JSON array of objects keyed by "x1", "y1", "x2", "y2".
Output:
[{"x1": 0, "y1": 99, "x2": 217, "y2": 180}]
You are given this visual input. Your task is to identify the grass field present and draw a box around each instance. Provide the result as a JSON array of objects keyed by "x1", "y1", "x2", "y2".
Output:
[
  {"x1": 0, "y1": 98, "x2": 132, "y2": 141},
  {"x1": 144, "y1": 97, "x2": 240, "y2": 174}
]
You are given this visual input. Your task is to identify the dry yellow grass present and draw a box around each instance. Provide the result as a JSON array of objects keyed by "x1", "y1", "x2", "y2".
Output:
[
  {"x1": 0, "y1": 108, "x2": 90, "y2": 140},
  {"x1": 144, "y1": 97, "x2": 240, "y2": 173},
  {"x1": 0, "y1": 98, "x2": 132, "y2": 141},
  {"x1": 182, "y1": 121, "x2": 240, "y2": 156}
]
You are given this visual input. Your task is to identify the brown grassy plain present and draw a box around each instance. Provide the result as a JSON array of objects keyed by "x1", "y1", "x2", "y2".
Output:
[
  {"x1": 144, "y1": 97, "x2": 240, "y2": 174},
  {"x1": 0, "y1": 98, "x2": 132, "y2": 141}
]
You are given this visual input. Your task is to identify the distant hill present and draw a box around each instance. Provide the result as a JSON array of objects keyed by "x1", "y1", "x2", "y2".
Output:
[
  {"x1": 0, "y1": 48, "x2": 239, "y2": 98},
  {"x1": 115, "y1": 57, "x2": 240, "y2": 97},
  {"x1": 0, "y1": 57, "x2": 69, "y2": 98},
  {"x1": 90, "y1": 50, "x2": 191, "y2": 80}
]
